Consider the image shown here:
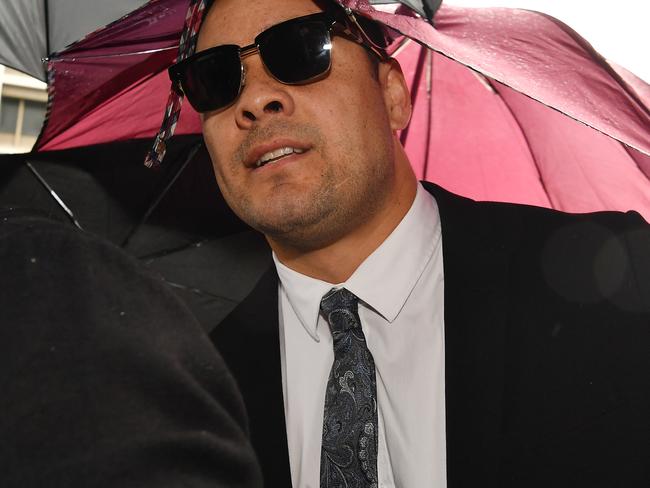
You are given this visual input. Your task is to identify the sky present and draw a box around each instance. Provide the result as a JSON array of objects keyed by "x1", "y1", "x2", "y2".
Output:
[{"x1": 445, "y1": 0, "x2": 650, "y2": 83}]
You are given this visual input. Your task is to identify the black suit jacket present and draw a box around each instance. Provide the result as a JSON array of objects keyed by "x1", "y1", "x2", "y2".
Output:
[{"x1": 211, "y1": 182, "x2": 650, "y2": 487}]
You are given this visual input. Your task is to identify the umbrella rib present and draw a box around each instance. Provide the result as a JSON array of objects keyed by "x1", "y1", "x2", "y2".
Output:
[
  {"x1": 138, "y1": 239, "x2": 210, "y2": 261},
  {"x1": 400, "y1": 43, "x2": 428, "y2": 147},
  {"x1": 163, "y1": 279, "x2": 240, "y2": 302},
  {"x1": 44, "y1": 0, "x2": 50, "y2": 61},
  {"x1": 120, "y1": 141, "x2": 203, "y2": 249},
  {"x1": 622, "y1": 143, "x2": 650, "y2": 181},
  {"x1": 489, "y1": 83, "x2": 553, "y2": 208},
  {"x1": 422, "y1": 49, "x2": 434, "y2": 178},
  {"x1": 47, "y1": 46, "x2": 178, "y2": 62},
  {"x1": 25, "y1": 161, "x2": 83, "y2": 230}
]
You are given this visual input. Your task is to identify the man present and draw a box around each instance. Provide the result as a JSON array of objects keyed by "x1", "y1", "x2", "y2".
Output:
[{"x1": 171, "y1": 0, "x2": 650, "y2": 486}]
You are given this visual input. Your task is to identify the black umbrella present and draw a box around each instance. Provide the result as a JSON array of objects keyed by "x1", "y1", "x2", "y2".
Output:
[{"x1": 0, "y1": 137, "x2": 271, "y2": 330}]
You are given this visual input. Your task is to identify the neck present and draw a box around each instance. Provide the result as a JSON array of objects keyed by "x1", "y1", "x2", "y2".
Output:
[{"x1": 269, "y1": 149, "x2": 417, "y2": 283}]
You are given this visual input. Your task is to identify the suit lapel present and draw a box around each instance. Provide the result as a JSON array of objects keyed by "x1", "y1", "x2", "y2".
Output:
[
  {"x1": 424, "y1": 182, "x2": 516, "y2": 486},
  {"x1": 210, "y1": 265, "x2": 292, "y2": 486}
]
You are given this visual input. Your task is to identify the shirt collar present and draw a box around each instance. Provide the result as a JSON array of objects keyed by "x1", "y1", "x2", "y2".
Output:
[{"x1": 273, "y1": 183, "x2": 440, "y2": 341}]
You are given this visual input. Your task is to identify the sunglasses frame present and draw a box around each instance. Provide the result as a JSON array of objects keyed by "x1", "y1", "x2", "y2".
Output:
[{"x1": 168, "y1": 8, "x2": 390, "y2": 112}]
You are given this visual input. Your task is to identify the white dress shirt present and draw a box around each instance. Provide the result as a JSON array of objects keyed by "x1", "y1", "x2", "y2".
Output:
[{"x1": 273, "y1": 183, "x2": 447, "y2": 488}]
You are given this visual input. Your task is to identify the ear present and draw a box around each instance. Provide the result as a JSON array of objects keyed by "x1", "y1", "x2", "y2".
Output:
[{"x1": 378, "y1": 58, "x2": 412, "y2": 131}]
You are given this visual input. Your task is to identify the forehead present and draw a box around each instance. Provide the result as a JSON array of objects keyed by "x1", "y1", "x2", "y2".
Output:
[{"x1": 197, "y1": 0, "x2": 327, "y2": 51}]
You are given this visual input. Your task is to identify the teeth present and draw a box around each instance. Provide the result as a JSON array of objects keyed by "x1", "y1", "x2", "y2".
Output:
[{"x1": 255, "y1": 147, "x2": 305, "y2": 167}]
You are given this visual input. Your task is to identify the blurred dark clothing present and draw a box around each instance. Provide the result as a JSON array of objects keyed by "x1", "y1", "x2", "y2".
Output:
[{"x1": 0, "y1": 208, "x2": 262, "y2": 488}]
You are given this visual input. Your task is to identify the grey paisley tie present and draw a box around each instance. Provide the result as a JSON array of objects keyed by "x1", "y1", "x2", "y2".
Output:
[{"x1": 319, "y1": 288, "x2": 378, "y2": 488}]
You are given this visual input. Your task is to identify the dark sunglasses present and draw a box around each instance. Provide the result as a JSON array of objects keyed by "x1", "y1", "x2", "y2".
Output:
[{"x1": 168, "y1": 9, "x2": 389, "y2": 113}]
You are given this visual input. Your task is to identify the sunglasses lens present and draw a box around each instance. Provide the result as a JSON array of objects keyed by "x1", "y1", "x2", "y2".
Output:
[
  {"x1": 259, "y1": 19, "x2": 332, "y2": 84},
  {"x1": 182, "y1": 45, "x2": 242, "y2": 112},
  {"x1": 175, "y1": 15, "x2": 335, "y2": 112}
]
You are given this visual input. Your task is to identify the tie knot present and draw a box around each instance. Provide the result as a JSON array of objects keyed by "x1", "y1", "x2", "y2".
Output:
[{"x1": 320, "y1": 288, "x2": 360, "y2": 334}]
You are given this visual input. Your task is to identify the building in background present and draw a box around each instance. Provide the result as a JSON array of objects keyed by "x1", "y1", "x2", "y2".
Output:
[{"x1": 0, "y1": 65, "x2": 47, "y2": 154}]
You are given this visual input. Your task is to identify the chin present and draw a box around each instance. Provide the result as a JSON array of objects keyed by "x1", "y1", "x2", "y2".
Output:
[{"x1": 251, "y1": 205, "x2": 336, "y2": 244}]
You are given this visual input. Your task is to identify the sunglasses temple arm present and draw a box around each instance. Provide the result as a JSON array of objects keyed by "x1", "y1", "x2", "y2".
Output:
[{"x1": 339, "y1": 8, "x2": 390, "y2": 61}]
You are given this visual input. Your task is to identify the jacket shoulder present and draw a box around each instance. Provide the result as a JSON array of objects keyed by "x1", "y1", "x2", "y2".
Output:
[{"x1": 422, "y1": 181, "x2": 650, "y2": 311}]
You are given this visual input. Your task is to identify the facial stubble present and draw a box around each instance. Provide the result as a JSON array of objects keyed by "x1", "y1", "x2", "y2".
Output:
[{"x1": 215, "y1": 119, "x2": 395, "y2": 252}]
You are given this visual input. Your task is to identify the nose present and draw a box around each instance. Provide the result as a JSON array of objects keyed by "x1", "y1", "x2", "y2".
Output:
[{"x1": 233, "y1": 55, "x2": 296, "y2": 129}]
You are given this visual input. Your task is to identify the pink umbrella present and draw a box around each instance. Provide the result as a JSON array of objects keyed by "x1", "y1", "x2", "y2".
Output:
[
  {"x1": 35, "y1": 0, "x2": 650, "y2": 219},
  {"x1": 396, "y1": 40, "x2": 650, "y2": 213}
]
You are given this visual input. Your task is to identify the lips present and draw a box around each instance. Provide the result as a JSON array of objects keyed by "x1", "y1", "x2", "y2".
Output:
[
  {"x1": 245, "y1": 141, "x2": 310, "y2": 169},
  {"x1": 255, "y1": 146, "x2": 306, "y2": 168}
]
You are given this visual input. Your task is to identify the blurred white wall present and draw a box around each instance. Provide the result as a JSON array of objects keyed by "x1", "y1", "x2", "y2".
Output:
[{"x1": 0, "y1": 65, "x2": 47, "y2": 153}]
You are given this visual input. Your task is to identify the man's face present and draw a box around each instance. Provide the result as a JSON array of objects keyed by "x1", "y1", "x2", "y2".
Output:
[{"x1": 198, "y1": 0, "x2": 410, "y2": 251}]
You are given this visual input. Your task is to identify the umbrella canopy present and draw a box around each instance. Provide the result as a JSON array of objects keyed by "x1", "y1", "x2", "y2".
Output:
[
  {"x1": 0, "y1": 0, "x2": 147, "y2": 80},
  {"x1": 396, "y1": 41, "x2": 650, "y2": 214},
  {"x1": 36, "y1": 0, "x2": 197, "y2": 152},
  {"x1": 33, "y1": 0, "x2": 650, "y2": 219}
]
